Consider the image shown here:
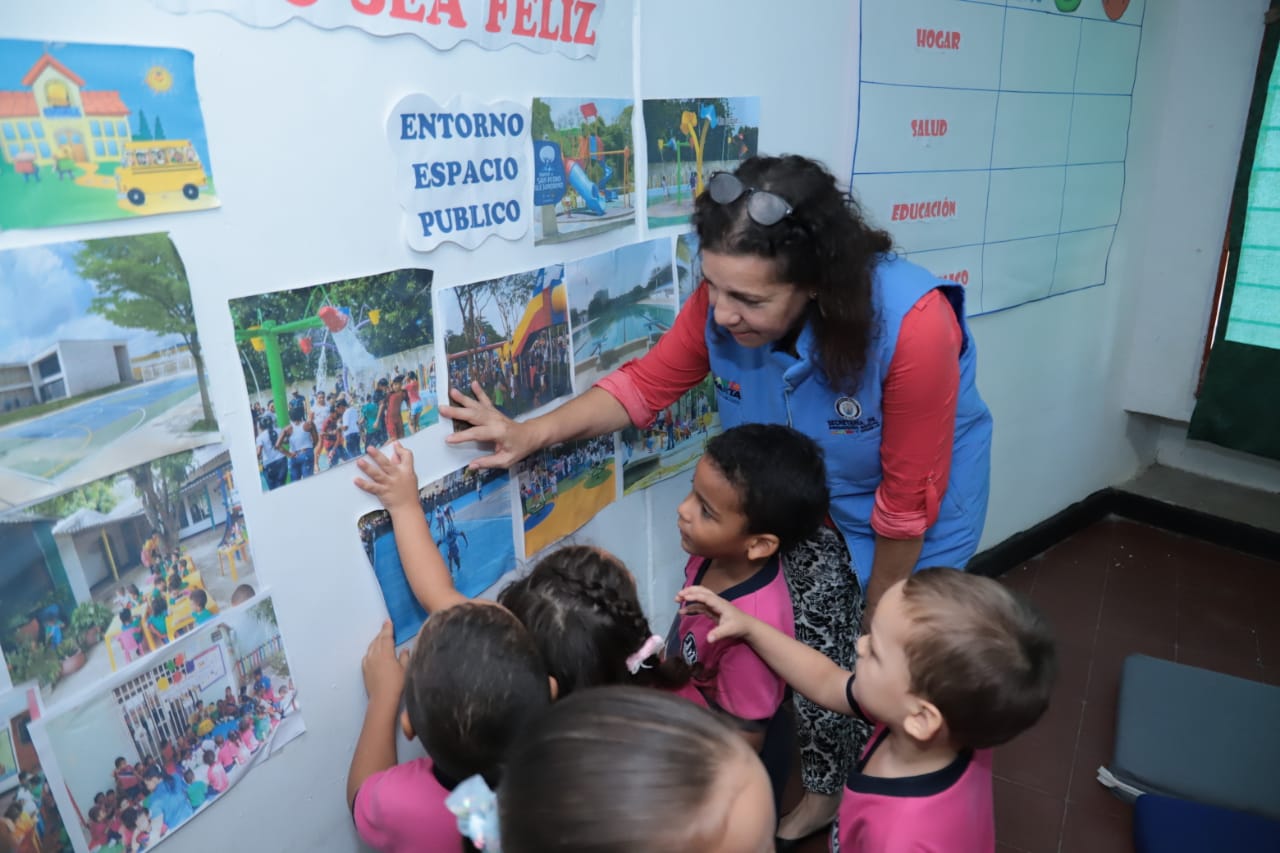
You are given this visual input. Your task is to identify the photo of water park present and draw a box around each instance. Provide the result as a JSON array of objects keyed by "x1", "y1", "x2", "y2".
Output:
[
  {"x1": 228, "y1": 269, "x2": 437, "y2": 492},
  {"x1": 0, "y1": 442, "x2": 259, "y2": 705},
  {"x1": 0, "y1": 40, "x2": 219, "y2": 230},
  {"x1": 641, "y1": 97, "x2": 759, "y2": 229},
  {"x1": 568, "y1": 238, "x2": 676, "y2": 392},
  {"x1": 516, "y1": 435, "x2": 617, "y2": 557},
  {"x1": 0, "y1": 686, "x2": 72, "y2": 853},
  {"x1": 0, "y1": 235, "x2": 219, "y2": 513},
  {"x1": 358, "y1": 464, "x2": 515, "y2": 646},
  {"x1": 33, "y1": 596, "x2": 303, "y2": 853},
  {"x1": 531, "y1": 97, "x2": 636, "y2": 245},
  {"x1": 442, "y1": 265, "x2": 572, "y2": 427}
]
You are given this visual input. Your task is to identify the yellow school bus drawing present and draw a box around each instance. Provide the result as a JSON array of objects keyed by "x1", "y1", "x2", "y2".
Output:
[{"x1": 116, "y1": 140, "x2": 208, "y2": 207}]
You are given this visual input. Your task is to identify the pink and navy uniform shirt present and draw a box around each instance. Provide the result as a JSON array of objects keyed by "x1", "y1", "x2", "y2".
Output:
[
  {"x1": 835, "y1": 678, "x2": 995, "y2": 852},
  {"x1": 669, "y1": 554, "x2": 794, "y2": 724},
  {"x1": 353, "y1": 757, "x2": 460, "y2": 853}
]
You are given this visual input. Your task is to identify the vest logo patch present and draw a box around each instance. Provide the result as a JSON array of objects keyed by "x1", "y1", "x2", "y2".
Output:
[
  {"x1": 713, "y1": 375, "x2": 741, "y2": 402},
  {"x1": 835, "y1": 397, "x2": 861, "y2": 419},
  {"x1": 681, "y1": 632, "x2": 699, "y2": 665}
]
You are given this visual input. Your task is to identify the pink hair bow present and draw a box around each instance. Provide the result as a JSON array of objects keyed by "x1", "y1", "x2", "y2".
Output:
[{"x1": 626, "y1": 634, "x2": 665, "y2": 674}]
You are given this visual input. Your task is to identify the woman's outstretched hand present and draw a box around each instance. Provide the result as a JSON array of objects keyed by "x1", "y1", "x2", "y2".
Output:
[{"x1": 440, "y1": 381, "x2": 539, "y2": 469}]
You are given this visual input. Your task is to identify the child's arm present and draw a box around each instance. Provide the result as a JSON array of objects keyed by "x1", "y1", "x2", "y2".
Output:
[
  {"x1": 677, "y1": 585, "x2": 854, "y2": 715},
  {"x1": 354, "y1": 443, "x2": 467, "y2": 613},
  {"x1": 346, "y1": 622, "x2": 408, "y2": 811}
]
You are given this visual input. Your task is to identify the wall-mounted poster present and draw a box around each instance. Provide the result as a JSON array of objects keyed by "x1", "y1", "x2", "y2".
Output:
[
  {"x1": 441, "y1": 265, "x2": 572, "y2": 425},
  {"x1": 516, "y1": 435, "x2": 616, "y2": 556},
  {"x1": 0, "y1": 234, "x2": 217, "y2": 512},
  {"x1": 642, "y1": 97, "x2": 760, "y2": 229},
  {"x1": 621, "y1": 234, "x2": 720, "y2": 494},
  {"x1": 388, "y1": 95, "x2": 532, "y2": 252},
  {"x1": 0, "y1": 442, "x2": 260, "y2": 705},
  {"x1": 358, "y1": 465, "x2": 514, "y2": 646},
  {"x1": 228, "y1": 269, "x2": 437, "y2": 492},
  {"x1": 31, "y1": 595, "x2": 303, "y2": 853},
  {"x1": 568, "y1": 238, "x2": 674, "y2": 392},
  {"x1": 531, "y1": 97, "x2": 635, "y2": 245},
  {"x1": 0, "y1": 40, "x2": 219, "y2": 230},
  {"x1": 0, "y1": 686, "x2": 73, "y2": 853},
  {"x1": 152, "y1": 0, "x2": 608, "y2": 58}
]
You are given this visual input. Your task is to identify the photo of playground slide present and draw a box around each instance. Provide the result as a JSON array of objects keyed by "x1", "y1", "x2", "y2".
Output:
[
  {"x1": 0, "y1": 234, "x2": 218, "y2": 513},
  {"x1": 622, "y1": 234, "x2": 722, "y2": 495},
  {"x1": 228, "y1": 269, "x2": 437, "y2": 493},
  {"x1": 0, "y1": 686, "x2": 73, "y2": 853},
  {"x1": 358, "y1": 464, "x2": 515, "y2": 646},
  {"x1": 0, "y1": 441, "x2": 260, "y2": 706},
  {"x1": 441, "y1": 265, "x2": 573, "y2": 428},
  {"x1": 531, "y1": 97, "x2": 636, "y2": 245},
  {"x1": 0, "y1": 40, "x2": 219, "y2": 230},
  {"x1": 641, "y1": 97, "x2": 760, "y2": 229},
  {"x1": 516, "y1": 435, "x2": 617, "y2": 557},
  {"x1": 31, "y1": 595, "x2": 303, "y2": 853},
  {"x1": 568, "y1": 238, "x2": 676, "y2": 393}
]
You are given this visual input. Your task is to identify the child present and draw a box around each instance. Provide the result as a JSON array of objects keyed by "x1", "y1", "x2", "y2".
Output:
[
  {"x1": 216, "y1": 733, "x2": 239, "y2": 772},
  {"x1": 119, "y1": 806, "x2": 150, "y2": 852},
  {"x1": 357, "y1": 442, "x2": 687, "y2": 696},
  {"x1": 188, "y1": 589, "x2": 214, "y2": 625},
  {"x1": 384, "y1": 376, "x2": 407, "y2": 442},
  {"x1": 114, "y1": 756, "x2": 143, "y2": 799},
  {"x1": 451, "y1": 686, "x2": 776, "y2": 853},
  {"x1": 671, "y1": 425, "x2": 828, "y2": 748},
  {"x1": 203, "y1": 750, "x2": 228, "y2": 796},
  {"x1": 183, "y1": 768, "x2": 207, "y2": 809},
  {"x1": 678, "y1": 567, "x2": 1057, "y2": 851},
  {"x1": 239, "y1": 716, "x2": 259, "y2": 752},
  {"x1": 144, "y1": 597, "x2": 169, "y2": 647},
  {"x1": 347, "y1": 607, "x2": 552, "y2": 852}
]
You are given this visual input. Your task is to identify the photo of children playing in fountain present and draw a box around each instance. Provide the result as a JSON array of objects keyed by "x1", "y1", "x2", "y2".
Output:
[
  {"x1": 569, "y1": 237, "x2": 676, "y2": 394},
  {"x1": 357, "y1": 464, "x2": 514, "y2": 646},
  {"x1": 0, "y1": 444, "x2": 259, "y2": 704},
  {"x1": 228, "y1": 269, "x2": 437, "y2": 492},
  {"x1": 0, "y1": 688, "x2": 72, "y2": 852},
  {"x1": 38, "y1": 596, "x2": 303, "y2": 853},
  {"x1": 442, "y1": 264, "x2": 572, "y2": 427},
  {"x1": 621, "y1": 233, "x2": 722, "y2": 495},
  {"x1": 516, "y1": 434, "x2": 617, "y2": 556}
]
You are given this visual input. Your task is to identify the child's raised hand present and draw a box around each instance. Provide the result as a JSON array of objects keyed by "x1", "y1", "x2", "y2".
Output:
[
  {"x1": 676, "y1": 585, "x2": 756, "y2": 644},
  {"x1": 361, "y1": 621, "x2": 409, "y2": 704},
  {"x1": 354, "y1": 442, "x2": 420, "y2": 513}
]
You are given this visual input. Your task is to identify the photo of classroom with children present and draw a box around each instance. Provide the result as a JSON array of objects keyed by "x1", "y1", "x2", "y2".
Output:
[
  {"x1": 516, "y1": 435, "x2": 617, "y2": 556},
  {"x1": 442, "y1": 264, "x2": 572, "y2": 424},
  {"x1": 357, "y1": 465, "x2": 514, "y2": 646},
  {"x1": 0, "y1": 443, "x2": 258, "y2": 704},
  {"x1": 38, "y1": 596, "x2": 302, "y2": 853},
  {"x1": 0, "y1": 687, "x2": 71, "y2": 852},
  {"x1": 228, "y1": 269, "x2": 437, "y2": 492},
  {"x1": 531, "y1": 97, "x2": 636, "y2": 245}
]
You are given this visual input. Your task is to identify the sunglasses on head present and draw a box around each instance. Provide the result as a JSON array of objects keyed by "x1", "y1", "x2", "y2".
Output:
[{"x1": 707, "y1": 171, "x2": 793, "y2": 226}]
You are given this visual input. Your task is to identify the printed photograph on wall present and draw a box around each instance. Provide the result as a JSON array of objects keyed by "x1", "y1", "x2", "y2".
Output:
[
  {"x1": 358, "y1": 464, "x2": 514, "y2": 646},
  {"x1": 0, "y1": 686, "x2": 73, "y2": 852},
  {"x1": 0, "y1": 40, "x2": 219, "y2": 230},
  {"x1": 622, "y1": 234, "x2": 720, "y2": 494},
  {"x1": 32, "y1": 595, "x2": 302, "y2": 853},
  {"x1": 531, "y1": 97, "x2": 636, "y2": 245},
  {"x1": 441, "y1": 265, "x2": 572, "y2": 428},
  {"x1": 0, "y1": 234, "x2": 217, "y2": 512},
  {"x1": 642, "y1": 97, "x2": 759, "y2": 229},
  {"x1": 0, "y1": 442, "x2": 259, "y2": 705},
  {"x1": 568, "y1": 238, "x2": 675, "y2": 392},
  {"x1": 228, "y1": 269, "x2": 436, "y2": 492},
  {"x1": 517, "y1": 435, "x2": 616, "y2": 557}
]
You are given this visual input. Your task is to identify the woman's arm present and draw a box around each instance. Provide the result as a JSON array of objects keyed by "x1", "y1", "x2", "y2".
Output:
[{"x1": 865, "y1": 288, "x2": 962, "y2": 615}]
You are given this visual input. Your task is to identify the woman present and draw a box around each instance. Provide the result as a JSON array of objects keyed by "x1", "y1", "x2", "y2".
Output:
[{"x1": 442, "y1": 155, "x2": 992, "y2": 844}]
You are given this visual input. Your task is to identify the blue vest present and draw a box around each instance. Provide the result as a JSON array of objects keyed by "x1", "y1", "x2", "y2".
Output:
[{"x1": 707, "y1": 255, "x2": 992, "y2": 588}]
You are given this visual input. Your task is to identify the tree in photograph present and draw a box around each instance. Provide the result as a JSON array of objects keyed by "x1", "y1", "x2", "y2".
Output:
[
  {"x1": 134, "y1": 110, "x2": 152, "y2": 141},
  {"x1": 30, "y1": 480, "x2": 118, "y2": 519},
  {"x1": 76, "y1": 234, "x2": 216, "y2": 428},
  {"x1": 127, "y1": 451, "x2": 194, "y2": 552}
]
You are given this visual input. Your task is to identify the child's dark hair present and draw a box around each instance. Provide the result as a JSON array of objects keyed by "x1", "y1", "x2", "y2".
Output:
[
  {"x1": 191, "y1": 589, "x2": 208, "y2": 609},
  {"x1": 703, "y1": 424, "x2": 829, "y2": 550},
  {"x1": 898, "y1": 568, "x2": 1057, "y2": 749},
  {"x1": 119, "y1": 807, "x2": 142, "y2": 831},
  {"x1": 497, "y1": 546, "x2": 689, "y2": 695},
  {"x1": 405, "y1": 603, "x2": 551, "y2": 787},
  {"x1": 496, "y1": 686, "x2": 759, "y2": 852}
]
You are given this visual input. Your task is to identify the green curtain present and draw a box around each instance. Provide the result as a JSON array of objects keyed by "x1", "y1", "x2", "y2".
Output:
[{"x1": 1188, "y1": 9, "x2": 1280, "y2": 460}]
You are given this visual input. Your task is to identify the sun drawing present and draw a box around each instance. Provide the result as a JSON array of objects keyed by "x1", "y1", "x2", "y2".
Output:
[{"x1": 145, "y1": 65, "x2": 174, "y2": 94}]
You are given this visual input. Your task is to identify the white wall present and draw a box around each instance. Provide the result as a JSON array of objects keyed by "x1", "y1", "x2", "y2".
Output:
[{"x1": 0, "y1": 1, "x2": 1270, "y2": 850}]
